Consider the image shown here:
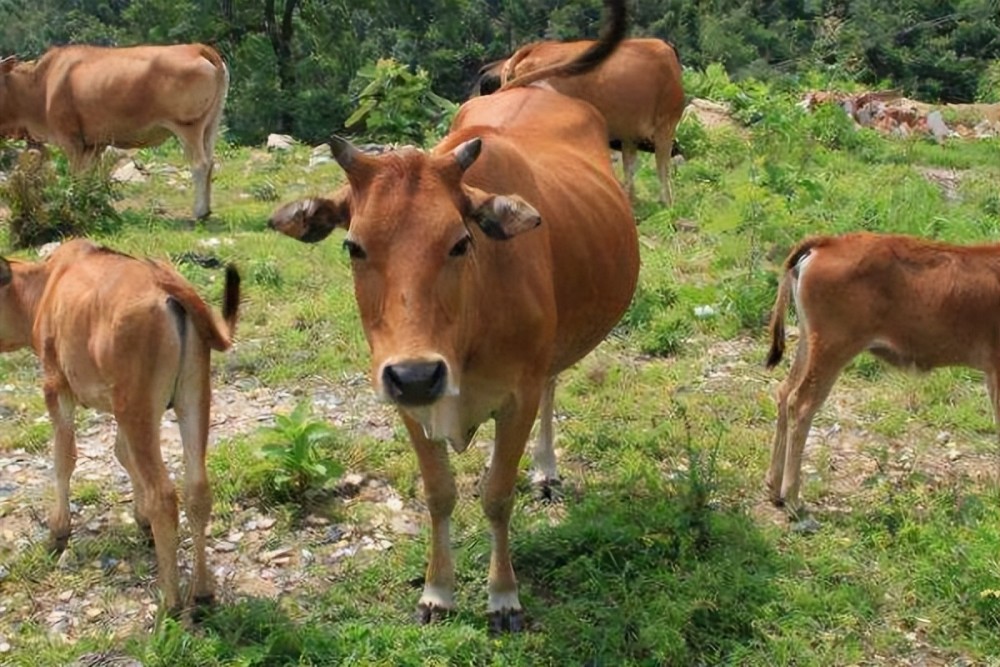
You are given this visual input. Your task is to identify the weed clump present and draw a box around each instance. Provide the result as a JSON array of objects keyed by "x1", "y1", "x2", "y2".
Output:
[{"x1": 0, "y1": 148, "x2": 122, "y2": 249}]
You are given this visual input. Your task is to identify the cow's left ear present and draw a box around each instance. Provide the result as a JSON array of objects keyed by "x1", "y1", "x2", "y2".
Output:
[
  {"x1": 0, "y1": 57, "x2": 18, "y2": 75},
  {"x1": 0, "y1": 258, "x2": 12, "y2": 287},
  {"x1": 269, "y1": 188, "x2": 351, "y2": 244},
  {"x1": 464, "y1": 186, "x2": 541, "y2": 240}
]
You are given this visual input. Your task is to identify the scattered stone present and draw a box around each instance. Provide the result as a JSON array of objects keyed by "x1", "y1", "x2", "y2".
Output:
[
  {"x1": 266, "y1": 133, "x2": 296, "y2": 151},
  {"x1": 790, "y1": 517, "x2": 822, "y2": 534},
  {"x1": 259, "y1": 546, "x2": 292, "y2": 563},
  {"x1": 110, "y1": 160, "x2": 148, "y2": 184},
  {"x1": 304, "y1": 514, "x2": 330, "y2": 527},
  {"x1": 213, "y1": 540, "x2": 237, "y2": 553}
]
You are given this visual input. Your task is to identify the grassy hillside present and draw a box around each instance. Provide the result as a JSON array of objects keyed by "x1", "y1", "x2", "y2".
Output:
[{"x1": 1, "y1": 88, "x2": 1000, "y2": 665}]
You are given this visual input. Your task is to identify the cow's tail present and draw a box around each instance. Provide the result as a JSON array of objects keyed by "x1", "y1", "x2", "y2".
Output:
[
  {"x1": 199, "y1": 44, "x2": 229, "y2": 157},
  {"x1": 499, "y1": 0, "x2": 627, "y2": 91},
  {"x1": 766, "y1": 239, "x2": 817, "y2": 369},
  {"x1": 157, "y1": 262, "x2": 240, "y2": 352}
]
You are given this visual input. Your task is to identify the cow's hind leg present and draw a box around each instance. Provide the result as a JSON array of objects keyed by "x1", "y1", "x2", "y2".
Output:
[
  {"x1": 654, "y1": 131, "x2": 674, "y2": 206},
  {"x1": 779, "y1": 337, "x2": 858, "y2": 517},
  {"x1": 113, "y1": 429, "x2": 153, "y2": 544},
  {"x1": 767, "y1": 328, "x2": 809, "y2": 505},
  {"x1": 116, "y1": 411, "x2": 181, "y2": 613},
  {"x1": 483, "y1": 386, "x2": 541, "y2": 633},
  {"x1": 530, "y1": 376, "x2": 561, "y2": 501},
  {"x1": 44, "y1": 384, "x2": 77, "y2": 552},
  {"x1": 172, "y1": 342, "x2": 215, "y2": 607},
  {"x1": 405, "y1": 415, "x2": 458, "y2": 623},
  {"x1": 174, "y1": 125, "x2": 213, "y2": 220},
  {"x1": 620, "y1": 140, "x2": 638, "y2": 203}
]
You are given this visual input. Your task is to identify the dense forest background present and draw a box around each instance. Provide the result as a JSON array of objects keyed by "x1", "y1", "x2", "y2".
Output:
[{"x1": 2, "y1": 0, "x2": 999, "y2": 144}]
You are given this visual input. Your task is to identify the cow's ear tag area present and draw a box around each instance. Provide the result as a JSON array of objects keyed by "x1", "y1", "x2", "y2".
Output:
[{"x1": 465, "y1": 188, "x2": 541, "y2": 241}]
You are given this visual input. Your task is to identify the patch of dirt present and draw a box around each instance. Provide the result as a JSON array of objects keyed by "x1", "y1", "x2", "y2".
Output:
[
  {"x1": 0, "y1": 374, "x2": 419, "y2": 647},
  {"x1": 685, "y1": 98, "x2": 744, "y2": 132}
]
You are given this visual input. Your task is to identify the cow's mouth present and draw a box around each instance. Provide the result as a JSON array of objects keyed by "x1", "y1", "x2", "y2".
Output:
[{"x1": 382, "y1": 359, "x2": 448, "y2": 407}]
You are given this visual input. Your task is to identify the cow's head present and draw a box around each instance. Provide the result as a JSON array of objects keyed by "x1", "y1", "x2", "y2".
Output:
[{"x1": 270, "y1": 136, "x2": 540, "y2": 412}]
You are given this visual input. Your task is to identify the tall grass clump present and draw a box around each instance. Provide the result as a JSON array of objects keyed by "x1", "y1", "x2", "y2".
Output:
[{"x1": 0, "y1": 148, "x2": 122, "y2": 249}]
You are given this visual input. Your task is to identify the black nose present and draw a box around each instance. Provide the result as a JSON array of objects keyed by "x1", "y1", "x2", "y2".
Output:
[{"x1": 382, "y1": 360, "x2": 448, "y2": 406}]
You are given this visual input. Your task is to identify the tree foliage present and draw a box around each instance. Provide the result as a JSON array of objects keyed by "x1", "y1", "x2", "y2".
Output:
[{"x1": 0, "y1": 0, "x2": 997, "y2": 145}]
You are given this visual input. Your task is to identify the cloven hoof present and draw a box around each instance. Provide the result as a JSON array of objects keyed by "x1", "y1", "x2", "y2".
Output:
[
  {"x1": 488, "y1": 608, "x2": 526, "y2": 634},
  {"x1": 415, "y1": 602, "x2": 452, "y2": 625},
  {"x1": 533, "y1": 477, "x2": 563, "y2": 504}
]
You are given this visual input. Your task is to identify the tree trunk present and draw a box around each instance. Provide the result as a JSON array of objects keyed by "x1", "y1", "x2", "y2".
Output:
[{"x1": 265, "y1": 0, "x2": 298, "y2": 134}]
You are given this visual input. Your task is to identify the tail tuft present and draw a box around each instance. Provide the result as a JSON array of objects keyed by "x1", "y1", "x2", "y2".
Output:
[{"x1": 222, "y1": 264, "x2": 241, "y2": 336}]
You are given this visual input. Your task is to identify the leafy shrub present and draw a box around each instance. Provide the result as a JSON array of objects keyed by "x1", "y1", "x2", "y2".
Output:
[
  {"x1": 0, "y1": 148, "x2": 122, "y2": 249},
  {"x1": 674, "y1": 114, "x2": 711, "y2": 160},
  {"x1": 346, "y1": 58, "x2": 457, "y2": 145},
  {"x1": 258, "y1": 401, "x2": 345, "y2": 503}
]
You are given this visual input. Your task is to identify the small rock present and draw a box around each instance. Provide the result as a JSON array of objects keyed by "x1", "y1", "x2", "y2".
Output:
[
  {"x1": 85, "y1": 607, "x2": 103, "y2": 620},
  {"x1": 213, "y1": 540, "x2": 237, "y2": 553},
  {"x1": 0, "y1": 640, "x2": 10, "y2": 653},
  {"x1": 260, "y1": 546, "x2": 292, "y2": 563},
  {"x1": 304, "y1": 514, "x2": 330, "y2": 527},
  {"x1": 267, "y1": 133, "x2": 296, "y2": 151},
  {"x1": 790, "y1": 517, "x2": 822, "y2": 534},
  {"x1": 58, "y1": 590, "x2": 74, "y2": 602}
]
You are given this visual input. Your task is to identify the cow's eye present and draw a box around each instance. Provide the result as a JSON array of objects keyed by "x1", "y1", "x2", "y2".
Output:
[
  {"x1": 449, "y1": 236, "x2": 472, "y2": 257},
  {"x1": 343, "y1": 239, "x2": 366, "y2": 260}
]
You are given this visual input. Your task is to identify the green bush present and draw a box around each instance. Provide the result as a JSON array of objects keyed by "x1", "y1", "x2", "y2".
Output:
[
  {"x1": 345, "y1": 58, "x2": 457, "y2": 146},
  {"x1": 977, "y1": 61, "x2": 1000, "y2": 103},
  {"x1": 258, "y1": 401, "x2": 345, "y2": 503},
  {"x1": 0, "y1": 148, "x2": 122, "y2": 249}
]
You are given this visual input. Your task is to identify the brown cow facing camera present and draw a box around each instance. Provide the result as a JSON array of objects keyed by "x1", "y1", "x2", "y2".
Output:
[
  {"x1": 0, "y1": 239, "x2": 240, "y2": 613},
  {"x1": 270, "y1": 0, "x2": 637, "y2": 632},
  {"x1": 0, "y1": 43, "x2": 228, "y2": 219},
  {"x1": 767, "y1": 232, "x2": 1000, "y2": 516}
]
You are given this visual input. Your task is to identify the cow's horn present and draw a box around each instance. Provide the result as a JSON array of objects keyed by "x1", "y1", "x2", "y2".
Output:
[
  {"x1": 453, "y1": 138, "x2": 482, "y2": 172},
  {"x1": 328, "y1": 135, "x2": 362, "y2": 171}
]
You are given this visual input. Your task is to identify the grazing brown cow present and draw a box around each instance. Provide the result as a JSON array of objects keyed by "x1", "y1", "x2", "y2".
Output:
[
  {"x1": 270, "y1": 0, "x2": 637, "y2": 632},
  {"x1": 0, "y1": 44, "x2": 229, "y2": 219},
  {"x1": 0, "y1": 239, "x2": 240, "y2": 612},
  {"x1": 476, "y1": 38, "x2": 684, "y2": 205},
  {"x1": 766, "y1": 232, "x2": 1000, "y2": 515}
]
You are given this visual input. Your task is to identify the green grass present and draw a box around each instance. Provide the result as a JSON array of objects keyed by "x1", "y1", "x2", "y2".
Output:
[{"x1": 2, "y1": 96, "x2": 1000, "y2": 665}]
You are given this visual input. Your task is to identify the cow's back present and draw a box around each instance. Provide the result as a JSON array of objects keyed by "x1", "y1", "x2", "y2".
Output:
[
  {"x1": 38, "y1": 44, "x2": 225, "y2": 148},
  {"x1": 512, "y1": 39, "x2": 683, "y2": 141},
  {"x1": 442, "y1": 87, "x2": 639, "y2": 373},
  {"x1": 33, "y1": 240, "x2": 185, "y2": 411}
]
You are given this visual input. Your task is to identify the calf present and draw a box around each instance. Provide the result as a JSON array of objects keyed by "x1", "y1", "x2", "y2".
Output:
[
  {"x1": 0, "y1": 239, "x2": 239, "y2": 612},
  {"x1": 766, "y1": 232, "x2": 1000, "y2": 514},
  {"x1": 0, "y1": 44, "x2": 229, "y2": 219}
]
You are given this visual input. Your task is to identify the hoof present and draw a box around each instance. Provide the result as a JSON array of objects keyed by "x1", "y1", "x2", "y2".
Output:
[
  {"x1": 48, "y1": 532, "x2": 70, "y2": 555},
  {"x1": 488, "y1": 608, "x2": 526, "y2": 634},
  {"x1": 415, "y1": 602, "x2": 452, "y2": 625},
  {"x1": 532, "y1": 477, "x2": 563, "y2": 504},
  {"x1": 190, "y1": 595, "x2": 216, "y2": 623}
]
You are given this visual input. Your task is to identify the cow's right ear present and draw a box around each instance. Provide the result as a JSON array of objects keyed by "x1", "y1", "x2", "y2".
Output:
[
  {"x1": 0, "y1": 258, "x2": 12, "y2": 287},
  {"x1": 269, "y1": 190, "x2": 350, "y2": 244},
  {"x1": 0, "y1": 56, "x2": 17, "y2": 75}
]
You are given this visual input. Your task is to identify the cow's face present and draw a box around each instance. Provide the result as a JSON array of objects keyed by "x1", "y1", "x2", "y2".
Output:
[{"x1": 270, "y1": 136, "x2": 540, "y2": 410}]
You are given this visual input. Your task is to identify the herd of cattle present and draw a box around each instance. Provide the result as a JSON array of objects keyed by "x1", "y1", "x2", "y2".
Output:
[{"x1": 1, "y1": 0, "x2": 998, "y2": 634}]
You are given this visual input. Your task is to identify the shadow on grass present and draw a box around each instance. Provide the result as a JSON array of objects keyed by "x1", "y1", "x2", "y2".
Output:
[{"x1": 511, "y1": 479, "x2": 782, "y2": 665}]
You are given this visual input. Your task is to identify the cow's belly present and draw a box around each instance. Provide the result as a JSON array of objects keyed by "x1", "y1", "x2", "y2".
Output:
[{"x1": 86, "y1": 125, "x2": 174, "y2": 150}]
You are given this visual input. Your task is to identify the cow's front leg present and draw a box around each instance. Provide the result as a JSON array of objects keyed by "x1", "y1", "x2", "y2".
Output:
[
  {"x1": 403, "y1": 415, "x2": 457, "y2": 622},
  {"x1": 484, "y1": 390, "x2": 539, "y2": 633}
]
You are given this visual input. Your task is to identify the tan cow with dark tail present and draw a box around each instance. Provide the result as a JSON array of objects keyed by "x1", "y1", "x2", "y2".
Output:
[
  {"x1": 270, "y1": 0, "x2": 638, "y2": 632},
  {"x1": 0, "y1": 44, "x2": 228, "y2": 219},
  {"x1": 0, "y1": 239, "x2": 240, "y2": 613},
  {"x1": 476, "y1": 37, "x2": 684, "y2": 205}
]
